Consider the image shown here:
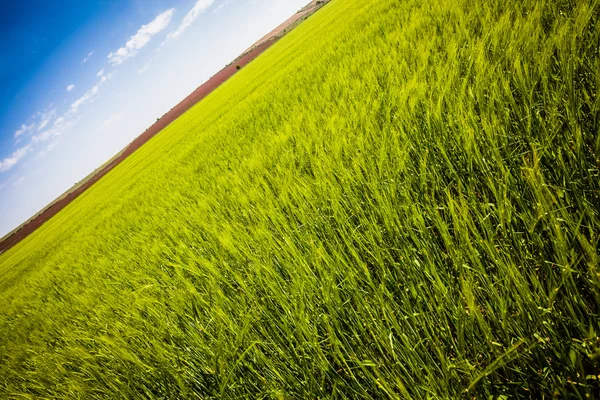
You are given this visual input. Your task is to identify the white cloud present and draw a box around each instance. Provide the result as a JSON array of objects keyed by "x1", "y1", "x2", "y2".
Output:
[
  {"x1": 212, "y1": 1, "x2": 229, "y2": 14},
  {"x1": 33, "y1": 115, "x2": 78, "y2": 144},
  {"x1": 108, "y1": 9, "x2": 175, "y2": 66},
  {"x1": 0, "y1": 145, "x2": 32, "y2": 172},
  {"x1": 37, "y1": 108, "x2": 57, "y2": 131},
  {"x1": 32, "y1": 71, "x2": 110, "y2": 148},
  {"x1": 70, "y1": 85, "x2": 99, "y2": 114},
  {"x1": 12, "y1": 176, "x2": 25, "y2": 188},
  {"x1": 33, "y1": 129, "x2": 56, "y2": 144},
  {"x1": 67, "y1": 84, "x2": 75, "y2": 92},
  {"x1": 70, "y1": 69, "x2": 114, "y2": 114},
  {"x1": 100, "y1": 71, "x2": 113, "y2": 83},
  {"x1": 32, "y1": 131, "x2": 53, "y2": 144},
  {"x1": 97, "y1": 113, "x2": 125, "y2": 132},
  {"x1": 28, "y1": 63, "x2": 114, "y2": 154},
  {"x1": 137, "y1": 64, "x2": 150, "y2": 74},
  {"x1": 14, "y1": 123, "x2": 34, "y2": 139},
  {"x1": 37, "y1": 142, "x2": 59, "y2": 159},
  {"x1": 83, "y1": 51, "x2": 94, "y2": 64},
  {"x1": 168, "y1": 0, "x2": 214, "y2": 40}
]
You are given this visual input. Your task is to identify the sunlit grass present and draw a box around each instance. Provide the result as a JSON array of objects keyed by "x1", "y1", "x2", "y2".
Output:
[{"x1": 1, "y1": 0, "x2": 599, "y2": 397}]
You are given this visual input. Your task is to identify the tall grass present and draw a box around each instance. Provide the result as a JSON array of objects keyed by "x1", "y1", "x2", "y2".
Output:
[{"x1": 1, "y1": 0, "x2": 599, "y2": 397}]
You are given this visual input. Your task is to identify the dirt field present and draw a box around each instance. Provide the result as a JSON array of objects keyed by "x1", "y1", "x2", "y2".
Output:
[{"x1": 0, "y1": 1, "x2": 329, "y2": 255}]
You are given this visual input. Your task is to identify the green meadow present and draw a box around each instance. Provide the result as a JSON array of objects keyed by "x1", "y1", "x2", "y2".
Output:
[{"x1": 1, "y1": 0, "x2": 599, "y2": 397}]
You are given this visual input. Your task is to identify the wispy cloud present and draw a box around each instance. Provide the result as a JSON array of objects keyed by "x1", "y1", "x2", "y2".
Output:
[
  {"x1": 37, "y1": 108, "x2": 57, "y2": 131},
  {"x1": 70, "y1": 85, "x2": 100, "y2": 114},
  {"x1": 31, "y1": 67, "x2": 113, "y2": 153},
  {"x1": 168, "y1": 0, "x2": 214, "y2": 40},
  {"x1": 67, "y1": 84, "x2": 75, "y2": 92},
  {"x1": 212, "y1": 0, "x2": 229, "y2": 14},
  {"x1": 12, "y1": 176, "x2": 25, "y2": 188},
  {"x1": 14, "y1": 123, "x2": 34, "y2": 139},
  {"x1": 0, "y1": 145, "x2": 32, "y2": 172},
  {"x1": 108, "y1": 9, "x2": 176, "y2": 66},
  {"x1": 37, "y1": 142, "x2": 59, "y2": 159},
  {"x1": 33, "y1": 115, "x2": 79, "y2": 144},
  {"x1": 97, "y1": 113, "x2": 125, "y2": 132},
  {"x1": 69, "y1": 69, "x2": 114, "y2": 115},
  {"x1": 83, "y1": 51, "x2": 94, "y2": 64}
]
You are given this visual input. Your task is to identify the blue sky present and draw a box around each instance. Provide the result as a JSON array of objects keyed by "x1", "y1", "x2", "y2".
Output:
[{"x1": 0, "y1": 0, "x2": 309, "y2": 237}]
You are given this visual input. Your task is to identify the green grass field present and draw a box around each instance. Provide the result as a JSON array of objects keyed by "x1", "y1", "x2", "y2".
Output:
[{"x1": 1, "y1": 0, "x2": 599, "y2": 397}]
